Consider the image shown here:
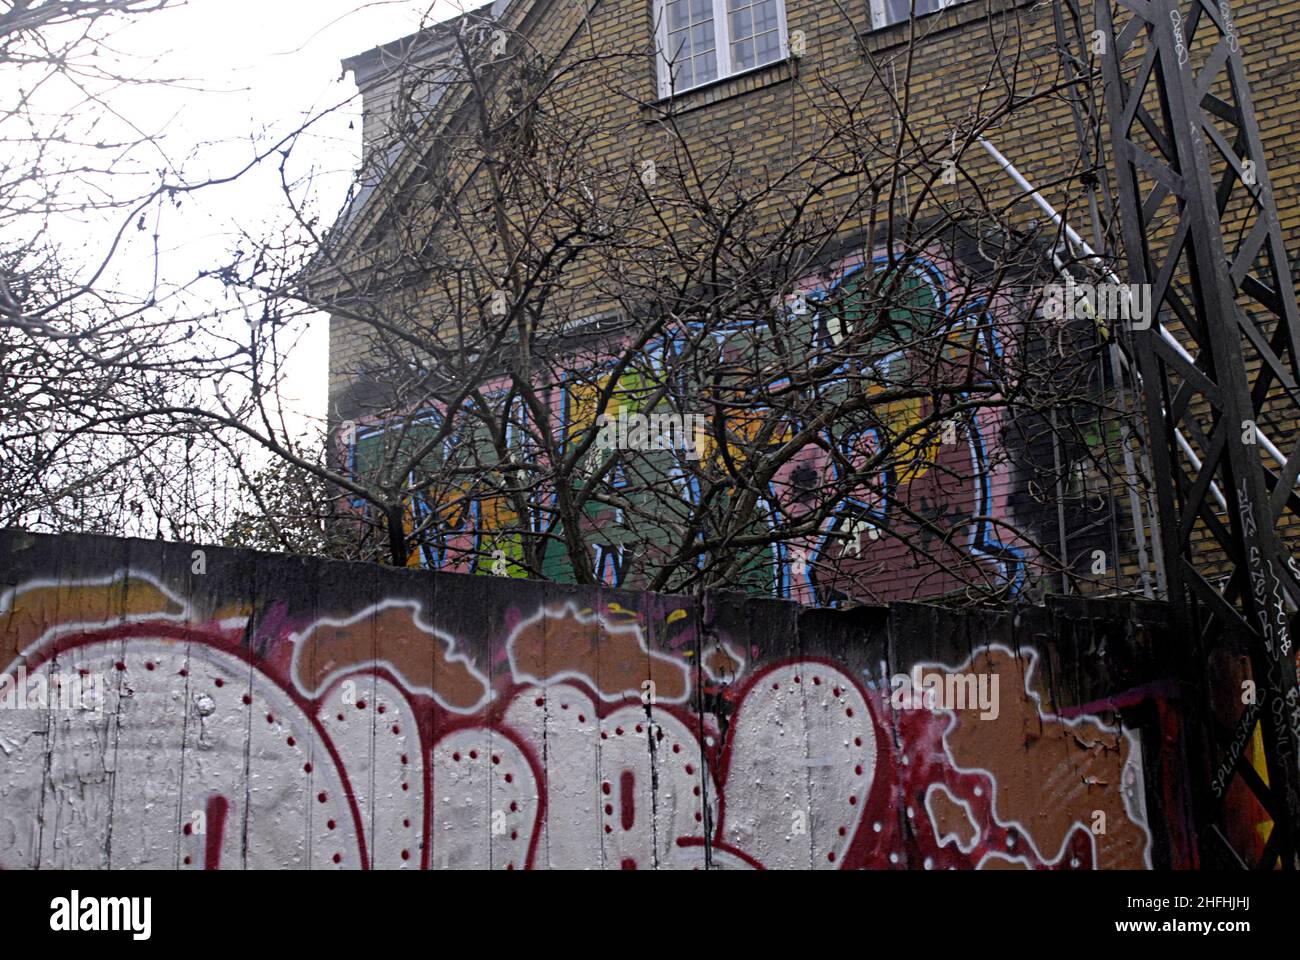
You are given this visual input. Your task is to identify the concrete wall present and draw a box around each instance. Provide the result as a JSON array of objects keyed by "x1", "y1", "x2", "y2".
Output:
[{"x1": 0, "y1": 528, "x2": 1192, "y2": 869}]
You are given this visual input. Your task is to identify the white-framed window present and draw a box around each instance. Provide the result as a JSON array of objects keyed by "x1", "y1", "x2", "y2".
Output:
[
  {"x1": 655, "y1": 0, "x2": 789, "y2": 98},
  {"x1": 868, "y1": 0, "x2": 969, "y2": 31}
]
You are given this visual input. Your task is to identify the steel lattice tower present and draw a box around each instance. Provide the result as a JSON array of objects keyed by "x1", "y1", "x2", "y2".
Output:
[{"x1": 1066, "y1": 0, "x2": 1300, "y2": 868}]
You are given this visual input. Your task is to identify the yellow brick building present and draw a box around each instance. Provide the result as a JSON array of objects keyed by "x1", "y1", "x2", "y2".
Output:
[{"x1": 322, "y1": 0, "x2": 1300, "y2": 604}]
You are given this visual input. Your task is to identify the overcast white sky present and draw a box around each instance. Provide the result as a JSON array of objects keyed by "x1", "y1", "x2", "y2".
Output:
[{"x1": 78, "y1": 0, "x2": 468, "y2": 430}]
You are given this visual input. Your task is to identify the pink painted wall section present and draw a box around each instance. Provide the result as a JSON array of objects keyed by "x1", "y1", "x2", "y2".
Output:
[
  {"x1": 337, "y1": 245, "x2": 1050, "y2": 604},
  {"x1": 0, "y1": 529, "x2": 1193, "y2": 869}
]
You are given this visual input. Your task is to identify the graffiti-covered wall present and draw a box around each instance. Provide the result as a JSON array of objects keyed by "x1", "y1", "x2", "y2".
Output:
[
  {"x1": 0, "y1": 528, "x2": 1193, "y2": 869},
  {"x1": 340, "y1": 245, "x2": 1102, "y2": 605}
]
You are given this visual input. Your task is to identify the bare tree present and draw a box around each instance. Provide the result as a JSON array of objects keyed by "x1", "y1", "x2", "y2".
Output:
[
  {"x1": 0, "y1": 0, "x2": 237, "y2": 537},
  {"x1": 183, "y1": 5, "x2": 1145, "y2": 606},
  {"x1": 0, "y1": 0, "x2": 348, "y2": 543},
  {"x1": 0, "y1": 3, "x2": 1143, "y2": 604}
]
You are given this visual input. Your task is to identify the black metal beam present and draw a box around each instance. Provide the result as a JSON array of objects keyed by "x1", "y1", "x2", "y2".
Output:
[{"x1": 1092, "y1": 0, "x2": 1300, "y2": 869}]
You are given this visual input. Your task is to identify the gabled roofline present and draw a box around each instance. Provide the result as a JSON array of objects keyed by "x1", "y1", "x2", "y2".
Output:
[
  {"x1": 305, "y1": 0, "x2": 535, "y2": 300},
  {"x1": 340, "y1": 1, "x2": 515, "y2": 87},
  {"x1": 341, "y1": 2, "x2": 497, "y2": 89}
]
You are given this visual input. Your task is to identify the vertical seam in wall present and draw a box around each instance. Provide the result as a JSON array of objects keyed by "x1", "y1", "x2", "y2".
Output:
[
  {"x1": 102, "y1": 544, "x2": 129, "y2": 870},
  {"x1": 696, "y1": 590, "x2": 714, "y2": 869},
  {"x1": 239, "y1": 564, "x2": 257, "y2": 870}
]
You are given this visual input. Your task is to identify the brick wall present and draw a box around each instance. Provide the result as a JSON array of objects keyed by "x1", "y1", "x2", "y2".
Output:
[{"x1": 325, "y1": 0, "x2": 1300, "y2": 603}]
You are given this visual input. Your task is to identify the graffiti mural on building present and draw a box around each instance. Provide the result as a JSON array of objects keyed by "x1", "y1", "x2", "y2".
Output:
[
  {"x1": 0, "y1": 532, "x2": 1179, "y2": 869},
  {"x1": 342, "y1": 247, "x2": 1042, "y2": 605},
  {"x1": 773, "y1": 252, "x2": 1029, "y2": 604}
]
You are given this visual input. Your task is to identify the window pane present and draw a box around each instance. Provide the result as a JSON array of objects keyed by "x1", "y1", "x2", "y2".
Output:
[
  {"x1": 755, "y1": 29, "x2": 781, "y2": 64},
  {"x1": 732, "y1": 38, "x2": 755, "y2": 69},
  {"x1": 726, "y1": 0, "x2": 782, "y2": 72},
  {"x1": 661, "y1": 0, "x2": 719, "y2": 91},
  {"x1": 667, "y1": 27, "x2": 690, "y2": 60},
  {"x1": 877, "y1": 0, "x2": 948, "y2": 28},
  {"x1": 694, "y1": 51, "x2": 717, "y2": 84},
  {"x1": 729, "y1": 7, "x2": 753, "y2": 39}
]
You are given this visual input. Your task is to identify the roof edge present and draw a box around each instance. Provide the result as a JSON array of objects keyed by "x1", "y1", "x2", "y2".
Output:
[{"x1": 340, "y1": 2, "x2": 500, "y2": 87}]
